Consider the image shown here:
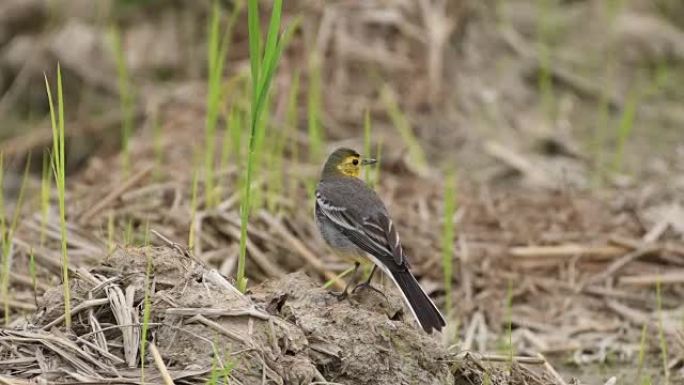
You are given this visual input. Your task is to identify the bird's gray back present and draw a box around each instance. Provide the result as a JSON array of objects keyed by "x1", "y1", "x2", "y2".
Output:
[
  {"x1": 316, "y1": 176, "x2": 388, "y2": 219},
  {"x1": 315, "y1": 176, "x2": 388, "y2": 256}
]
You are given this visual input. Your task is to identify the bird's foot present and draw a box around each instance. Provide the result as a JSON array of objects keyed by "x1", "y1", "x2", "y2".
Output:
[
  {"x1": 328, "y1": 289, "x2": 349, "y2": 301},
  {"x1": 352, "y1": 282, "x2": 386, "y2": 298}
]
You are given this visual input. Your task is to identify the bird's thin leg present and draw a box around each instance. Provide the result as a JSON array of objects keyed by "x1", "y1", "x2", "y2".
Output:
[
  {"x1": 352, "y1": 265, "x2": 386, "y2": 298},
  {"x1": 357, "y1": 265, "x2": 377, "y2": 287},
  {"x1": 329, "y1": 262, "x2": 360, "y2": 301}
]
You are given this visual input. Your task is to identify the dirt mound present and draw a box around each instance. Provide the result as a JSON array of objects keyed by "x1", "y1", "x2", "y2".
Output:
[
  {"x1": 250, "y1": 272, "x2": 450, "y2": 385},
  {"x1": 0, "y1": 245, "x2": 560, "y2": 384}
]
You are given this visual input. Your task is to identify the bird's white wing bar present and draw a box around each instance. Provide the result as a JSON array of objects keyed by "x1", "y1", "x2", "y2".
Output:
[
  {"x1": 364, "y1": 215, "x2": 404, "y2": 266},
  {"x1": 315, "y1": 192, "x2": 347, "y2": 211},
  {"x1": 317, "y1": 193, "x2": 404, "y2": 267},
  {"x1": 315, "y1": 194, "x2": 359, "y2": 232}
]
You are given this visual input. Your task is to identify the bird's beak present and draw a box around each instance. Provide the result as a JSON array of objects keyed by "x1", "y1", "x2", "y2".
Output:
[{"x1": 361, "y1": 158, "x2": 377, "y2": 166}]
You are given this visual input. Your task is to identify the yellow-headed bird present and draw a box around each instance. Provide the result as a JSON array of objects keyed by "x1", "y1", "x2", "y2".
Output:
[{"x1": 315, "y1": 147, "x2": 446, "y2": 333}]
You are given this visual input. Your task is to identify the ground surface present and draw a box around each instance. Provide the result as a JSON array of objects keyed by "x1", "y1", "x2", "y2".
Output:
[
  {"x1": 1, "y1": 0, "x2": 684, "y2": 384},
  {"x1": 3, "y1": 245, "x2": 556, "y2": 384}
]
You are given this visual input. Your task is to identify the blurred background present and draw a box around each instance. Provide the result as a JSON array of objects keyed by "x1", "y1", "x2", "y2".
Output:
[
  {"x1": 0, "y1": 0, "x2": 683, "y2": 383},
  {"x1": 0, "y1": 0, "x2": 682, "y2": 184}
]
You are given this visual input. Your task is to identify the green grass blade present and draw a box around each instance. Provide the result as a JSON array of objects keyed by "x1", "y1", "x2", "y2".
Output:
[
  {"x1": 257, "y1": 16, "x2": 297, "y2": 116},
  {"x1": 1, "y1": 153, "x2": 33, "y2": 322},
  {"x1": 220, "y1": 117, "x2": 233, "y2": 175},
  {"x1": 10, "y1": 155, "x2": 31, "y2": 236},
  {"x1": 152, "y1": 112, "x2": 163, "y2": 181},
  {"x1": 257, "y1": 20, "x2": 300, "y2": 212},
  {"x1": 143, "y1": 219, "x2": 150, "y2": 246},
  {"x1": 372, "y1": 139, "x2": 383, "y2": 188},
  {"x1": 247, "y1": 0, "x2": 262, "y2": 101},
  {"x1": 57, "y1": 64, "x2": 70, "y2": 328},
  {"x1": 363, "y1": 109, "x2": 372, "y2": 185},
  {"x1": 221, "y1": 360, "x2": 235, "y2": 383},
  {"x1": 124, "y1": 219, "x2": 133, "y2": 246},
  {"x1": 441, "y1": 170, "x2": 456, "y2": 317},
  {"x1": 203, "y1": 0, "x2": 237, "y2": 208},
  {"x1": 636, "y1": 323, "x2": 648, "y2": 382},
  {"x1": 268, "y1": 105, "x2": 289, "y2": 212},
  {"x1": 254, "y1": 29, "x2": 289, "y2": 128},
  {"x1": 40, "y1": 151, "x2": 51, "y2": 247},
  {"x1": 139, "y1": 251, "x2": 153, "y2": 379},
  {"x1": 222, "y1": 104, "x2": 244, "y2": 181},
  {"x1": 203, "y1": 0, "x2": 220, "y2": 208},
  {"x1": 0, "y1": 153, "x2": 6, "y2": 325},
  {"x1": 29, "y1": 248, "x2": 37, "y2": 305},
  {"x1": 44, "y1": 74, "x2": 58, "y2": 180},
  {"x1": 611, "y1": 87, "x2": 640, "y2": 173},
  {"x1": 505, "y1": 278, "x2": 514, "y2": 369},
  {"x1": 207, "y1": 1, "x2": 220, "y2": 82},
  {"x1": 2, "y1": 155, "x2": 32, "y2": 323},
  {"x1": 1, "y1": 246, "x2": 11, "y2": 325},
  {"x1": 307, "y1": 53, "x2": 323, "y2": 163},
  {"x1": 189, "y1": 164, "x2": 200, "y2": 250},
  {"x1": 231, "y1": 106, "x2": 244, "y2": 164},
  {"x1": 262, "y1": 0, "x2": 283, "y2": 72},
  {"x1": 57, "y1": 66, "x2": 65, "y2": 182},
  {"x1": 46, "y1": 64, "x2": 71, "y2": 328},
  {"x1": 238, "y1": 133, "x2": 255, "y2": 291},
  {"x1": 107, "y1": 211, "x2": 115, "y2": 253},
  {"x1": 322, "y1": 266, "x2": 356, "y2": 289},
  {"x1": 238, "y1": 0, "x2": 285, "y2": 292},
  {"x1": 0, "y1": 154, "x2": 5, "y2": 241},
  {"x1": 206, "y1": 357, "x2": 220, "y2": 385},
  {"x1": 381, "y1": 86, "x2": 427, "y2": 175}
]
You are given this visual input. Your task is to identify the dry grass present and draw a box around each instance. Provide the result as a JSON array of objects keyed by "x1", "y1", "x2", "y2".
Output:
[
  {"x1": 0, "y1": 244, "x2": 565, "y2": 385},
  {"x1": 0, "y1": 0, "x2": 683, "y2": 384}
]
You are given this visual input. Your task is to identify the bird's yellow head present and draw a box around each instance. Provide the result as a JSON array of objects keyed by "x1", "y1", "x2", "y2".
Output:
[{"x1": 322, "y1": 147, "x2": 376, "y2": 178}]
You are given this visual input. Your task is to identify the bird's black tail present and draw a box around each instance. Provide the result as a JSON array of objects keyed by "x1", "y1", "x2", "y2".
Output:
[{"x1": 391, "y1": 270, "x2": 446, "y2": 333}]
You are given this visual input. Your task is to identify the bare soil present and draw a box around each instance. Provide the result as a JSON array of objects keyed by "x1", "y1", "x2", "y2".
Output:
[
  {"x1": 1, "y1": 0, "x2": 684, "y2": 384},
  {"x1": 4, "y1": 245, "x2": 558, "y2": 385}
]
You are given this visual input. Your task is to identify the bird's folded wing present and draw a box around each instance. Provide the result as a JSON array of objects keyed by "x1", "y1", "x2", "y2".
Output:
[{"x1": 316, "y1": 193, "x2": 405, "y2": 267}]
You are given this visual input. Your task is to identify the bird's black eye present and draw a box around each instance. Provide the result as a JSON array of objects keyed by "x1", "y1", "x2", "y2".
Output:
[{"x1": 352, "y1": 158, "x2": 359, "y2": 166}]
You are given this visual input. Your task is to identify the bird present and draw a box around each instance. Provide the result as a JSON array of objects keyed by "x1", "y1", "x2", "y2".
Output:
[{"x1": 315, "y1": 147, "x2": 446, "y2": 333}]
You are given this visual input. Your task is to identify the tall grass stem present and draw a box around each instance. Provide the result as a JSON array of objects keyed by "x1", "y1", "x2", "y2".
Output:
[
  {"x1": 204, "y1": 0, "x2": 240, "y2": 208},
  {"x1": 441, "y1": 171, "x2": 456, "y2": 317},
  {"x1": 307, "y1": 53, "x2": 324, "y2": 163},
  {"x1": 381, "y1": 86, "x2": 427, "y2": 175},
  {"x1": 363, "y1": 109, "x2": 373, "y2": 185},
  {"x1": 45, "y1": 64, "x2": 71, "y2": 328},
  {"x1": 238, "y1": 0, "x2": 287, "y2": 292}
]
